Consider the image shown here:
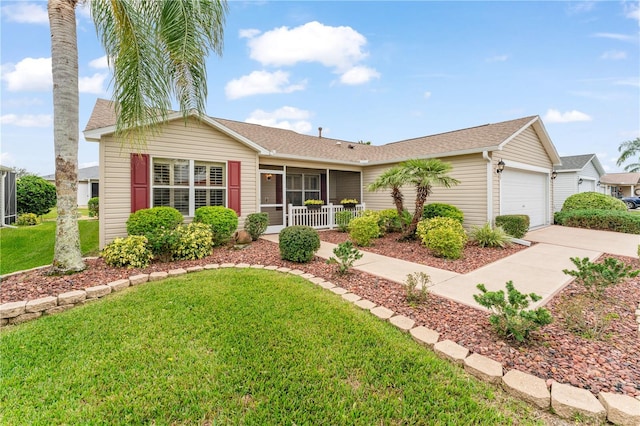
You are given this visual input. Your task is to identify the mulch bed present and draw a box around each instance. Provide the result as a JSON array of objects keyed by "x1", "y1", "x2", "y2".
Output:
[{"x1": 1, "y1": 236, "x2": 639, "y2": 399}]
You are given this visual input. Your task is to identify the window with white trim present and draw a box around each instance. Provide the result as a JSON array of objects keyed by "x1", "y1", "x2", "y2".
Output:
[
  {"x1": 286, "y1": 173, "x2": 320, "y2": 205},
  {"x1": 152, "y1": 158, "x2": 226, "y2": 215}
]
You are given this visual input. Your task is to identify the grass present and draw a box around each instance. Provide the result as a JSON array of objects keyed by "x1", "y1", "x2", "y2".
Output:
[
  {"x1": 0, "y1": 220, "x2": 99, "y2": 275},
  {"x1": 41, "y1": 207, "x2": 90, "y2": 221},
  {"x1": 0, "y1": 269, "x2": 545, "y2": 425}
]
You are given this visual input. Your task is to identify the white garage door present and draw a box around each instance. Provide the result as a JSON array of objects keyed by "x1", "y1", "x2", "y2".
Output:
[
  {"x1": 579, "y1": 179, "x2": 595, "y2": 193},
  {"x1": 501, "y1": 168, "x2": 548, "y2": 228}
]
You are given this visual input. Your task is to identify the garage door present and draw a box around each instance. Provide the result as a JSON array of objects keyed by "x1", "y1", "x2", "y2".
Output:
[
  {"x1": 501, "y1": 168, "x2": 547, "y2": 228},
  {"x1": 579, "y1": 179, "x2": 595, "y2": 193}
]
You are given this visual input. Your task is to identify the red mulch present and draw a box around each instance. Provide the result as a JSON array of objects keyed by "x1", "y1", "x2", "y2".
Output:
[{"x1": 1, "y1": 235, "x2": 639, "y2": 399}]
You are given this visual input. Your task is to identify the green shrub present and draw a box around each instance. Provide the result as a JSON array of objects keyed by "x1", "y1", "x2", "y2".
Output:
[
  {"x1": 88, "y1": 197, "x2": 99, "y2": 218},
  {"x1": 170, "y1": 223, "x2": 214, "y2": 260},
  {"x1": 126, "y1": 207, "x2": 183, "y2": 257},
  {"x1": 16, "y1": 175, "x2": 57, "y2": 216},
  {"x1": 279, "y1": 226, "x2": 320, "y2": 263},
  {"x1": 405, "y1": 272, "x2": 432, "y2": 305},
  {"x1": 557, "y1": 293, "x2": 620, "y2": 340},
  {"x1": 102, "y1": 235, "x2": 153, "y2": 268},
  {"x1": 16, "y1": 213, "x2": 39, "y2": 226},
  {"x1": 336, "y1": 210, "x2": 354, "y2": 232},
  {"x1": 563, "y1": 257, "x2": 639, "y2": 299},
  {"x1": 244, "y1": 213, "x2": 269, "y2": 241},
  {"x1": 495, "y1": 215, "x2": 529, "y2": 239},
  {"x1": 416, "y1": 217, "x2": 467, "y2": 259},
  {"x1": 554, "y1": 209, "x2": 640, "y2": 234},
  {"x1": 326, "y1": 241, "x2": 363, "y2": 275},
  {"x1": 194, "y1": 206, "x2": 238, "y2": 246},
  {"x1": 377, "y1": 208, "x2": 406, "y2": 233},
  {"x1": 561, "y1": 192, "x2": 626, "y2": 212},
  {"x1": 473, "y1": 281, "x2": 553, "y2": 342},
  {"x1": 349, "y1": 215, "x2": 380, "y2": 246},
  {"x1": 422, "y1": 203, "x2": 464, "y2": 224},
  {"x1": 469, "y1": 223, "x2": 512, "y2": 248}
]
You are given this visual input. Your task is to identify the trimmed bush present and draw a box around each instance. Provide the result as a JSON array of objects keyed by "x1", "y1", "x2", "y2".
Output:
[
  {"x1": 416, "y1": 217, "x2": 467, "y2": 259},
  {"x1": 377, "y1": 208, "x2": 406, "y2": 233},
  {"x1": 170, "y1": 223, "x2": 214, "y2": 260},
  {"x1": 336, "y1": 210, "x2": 354, "y2": 232},
  {"x1": 102, "y1": 235, "x2": 153, "y2": 268},
  {"x1": 193, "y1": 206, "x2": 238, "y2": 246},
  {"x1": 561, "y1": 192, "x2": 626, "y2": 212},
  {"x1": 422, "y1": 203, "x2": 464, "y2": 224},
  {"x1": 495, "y1": 215, "x2": 529, "y2": 239},
  {"x1": 279, "y1": 226, "x2": 320, "y2": 263},
  {"x1": 349, "y1": 215, "x2": 380, "y2": 247},
  {"x1": 554, "y1": 209, "x2": 640, "y2": 234},
  {"x1": 17, "y1": 175, "x2": 57, "y2": 216},
  {"x1": 126, "y1": 207, "x2": 183, "y2": 257},
  {"x1": 16, "y1": 213, "x2": 39, "y2": 226},
  {"x1": 88, "y1": 197, "x2": 99, "y2": 218},
  {"x1": 244, "y1": 213, "x2": 269, "y2": 241},
  {"x1": 469, "y1": 223, "x2": 512, "y2": 248}
]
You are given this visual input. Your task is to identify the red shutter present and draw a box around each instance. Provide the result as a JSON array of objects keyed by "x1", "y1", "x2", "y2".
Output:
[
  {"x1": 131, "y1": 154, "x2": 150, "y2": 212},
  {"x1": 228, "y1": 161, "x2": 241, "y2": 216}
]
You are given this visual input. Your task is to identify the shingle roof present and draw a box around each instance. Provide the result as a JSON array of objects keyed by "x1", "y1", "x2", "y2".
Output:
[
  {"x1": 556, "y1": 154, "x2": 596, "y2": 171},
  {"x1": 42, "y1": 166, "x2": 99, "y2": 181},
  {"x1": 599, "y1": 173, "x2": 640, "y2": 185},
  {"x1": 84, "y1": 98, "x2": 546, "y2": 165}
]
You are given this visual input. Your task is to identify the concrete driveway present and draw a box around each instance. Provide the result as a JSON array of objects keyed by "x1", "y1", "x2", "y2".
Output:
[{"x1": 525, "y1": 225, "x2": 639, "y2": 258}]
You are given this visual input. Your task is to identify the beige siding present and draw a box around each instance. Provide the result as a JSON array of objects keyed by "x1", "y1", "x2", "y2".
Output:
[{"x1": 100, "y1": 117, "x2": 259, "y2": 247}]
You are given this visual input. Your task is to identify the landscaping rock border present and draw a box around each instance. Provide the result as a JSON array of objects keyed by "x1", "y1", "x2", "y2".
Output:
[{"x1": 1, "y1": 263, "x2": 639, "y2": 425}]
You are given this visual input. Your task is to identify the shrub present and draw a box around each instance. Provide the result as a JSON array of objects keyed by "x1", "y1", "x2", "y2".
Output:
[
  {"x1": 405, "y1": 272, "x2": 432, "y2": 305},
  {"x1": 16, "y1": 213, "x2": 39, "y2": 226},
  {"x1": 473, "y1": 281, "x2": 553, "y2": 342},
  {"x1": 422, "y1": 203, "x2": 464, "y2": 224},
  {"x1": 562, "y1": 257, "x2": 639, "y2": 299},
  {"x1": 88, "y1": 197, "x2": 99, "y2": 218},
  {"x1": 336, "y1": 210, "x2": 354, "y2": 232},
  {"x1": 170, "y1": 223, "x2": 214, "y2": 260},
  {"x1": 279, "y1": 226, "x2": 320, "y2": 263},
  {"x1": 377, "y1": 209, "x2": 406, "y2": 233},
  {"x1": 469, "y1": 223, "x2": 512, "y2": 248},
  {"x1": 194, "y1": 206, "x2": 238, "y2": 246},
  {"x1": 556, "y1": 293, "x2": 620, "y2": 340},
  {"x1": 102, "y1": 235, "x2": 153, "y2": 268},
  {"x1": 326, "y1": 241, "x2": 363, "y2": 275},
  {"x1": 554, "y1": 209, "x2": 640, "y2": 234},
  {"x1": 561, "y1": 192, "x2": 626, "y2": 212},
  {"x1": 495, "y1": 215, "x2": 529, "y2": 239},
  {"x1": 244, "y1": 213, "x2": 269, "y2": 241},
  {"x1": 416, "y1": 217, "x2": 467, "y2": 259},
  {"x1": 16, "y1": 175, "x2": 57, "y2": 216},
  {"x1": 349, "y1": 215, "x2": 380, "y2": 246},
  {"x1": 126, "y1": 207, "x2": 183, "y2": 257}
]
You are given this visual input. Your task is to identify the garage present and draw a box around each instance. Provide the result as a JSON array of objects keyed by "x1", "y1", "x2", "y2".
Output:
[
  {"x1": 579, "y1": 178, "x2": 595, "y2": 193},
  {"x1": 501, "y1": 168, "x2": 548, "y2": 228}
]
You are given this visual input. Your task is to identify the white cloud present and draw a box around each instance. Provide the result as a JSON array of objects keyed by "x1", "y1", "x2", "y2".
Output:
[
  {"x1": 602, "y1": 164, "x2": 611, "y2": 172},
  {"x1": 225, "y1": 70, "x2": 306, "y2": 100},
  {"x1": 486, "y1": 55, "x2": 508, "y2": 62},
  {"x1": 245, "y1": 106, "x2": 312, "y2": 133},
  {"x1": 614, "y1": 77, "x2": 640, "y2": 87},
  {"x1": 625, "y1": 3, "x2": 640, "y2": 22},
  {"x1": 79, "y1": 73, "x2": 108, "y2": 94},
  {"x1": 592, "y1": 33, "x2": 636, "y2": 42},
  {"x1": 239, "y1": 28, "x2": 261, "y2": 39},
  {"x1": 600, "y1": 50, "x2": 627, "y2": 60},
  {"x1": 2, "y1": 57, "x2": 52, "y2": 92},
  {"x1": 1, "y1": 114, "x2": 53, "y2": 127},
  {"x1": 424, "y1": 91, "x2": 432, "y2": 99},
  {"x1": 89, "y1": 55, "x2": 109, "y2": 69},
  {"x1": 0, "y1": 152, "x2": 15, "y2": 166},
  {"x1": 543, "y1": 109, "x2": 592, "y2": 123},
  {"x1": 2, "y1": 3, "x2": 48, "y2": 24},
  {"x1": 339, "y1": 66, "x2": 380, "y2": 85}
]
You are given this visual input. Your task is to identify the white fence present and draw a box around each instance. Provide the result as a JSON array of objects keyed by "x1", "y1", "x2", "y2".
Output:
[{"x1": 288, "y1": 203, "x2": 366, "y2": 230}]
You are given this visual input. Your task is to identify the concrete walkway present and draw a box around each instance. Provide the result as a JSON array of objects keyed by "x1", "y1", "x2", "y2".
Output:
[
  {"x1": 525, "y1": 225, "x2": 639, "y2": 258},
  {"x1": 262, "y1": 228, "x2": 615, "y2": 310}
]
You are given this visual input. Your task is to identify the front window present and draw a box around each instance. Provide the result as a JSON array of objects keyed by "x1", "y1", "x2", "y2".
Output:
[
  {"x1": 286, "y1": 173, "x2": 321, "y2": 205},
  {"x1": 152, "y1": 158, "x2": 226, "y2": 215}
]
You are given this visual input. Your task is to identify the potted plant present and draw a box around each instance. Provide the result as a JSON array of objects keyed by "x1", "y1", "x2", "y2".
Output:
[
  {"x1": 340, "y1": 198, "x2": 358, "y2": 209},
  {"x1": 304, "y1": 199, "x2": 324, "y2": 210}
]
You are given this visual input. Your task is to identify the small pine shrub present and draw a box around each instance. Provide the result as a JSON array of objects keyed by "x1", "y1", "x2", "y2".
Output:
[
  {"x1": 170, "y1": 223, "x2": 214, "y2": 260},
  {"x1": 473, "y1": 281, "x2": 553, "y2": 342},
  {"x1": 244, "y1": 213, "x2": 269, "y2": 241},
  {"x1": 556, "y1": 293, "x2": 620, "y2": 340},
  {"x1": 416, "y1": 217, "x2": 467, "y2": 259},
  {"x1": 88, "y1": 197, "x2": 99, "y2": 218},
  {"x1": 194, "y1": 206, "x2": 238, "y2": 246},
  {"x1": 495, "y1": 215, "x2": 529, "y2": 239},
  {"x1": 279, "y1": 226, "x2": 320, "y2": 263},
  {"x1": 562, "y1": 257, "x2": 639, "y2": 299},
  {"x1": 422, "y1": 203, "x2": 464, "y2": 224},
  {"x1": 405, "y1": 272, "x2": 432, "y2": 305},
  {"x1": 102, "y1": 235, "x2": 153, "y2": 268},
  {"x1": 561, "y1": 192, "x2": 626, "y2": 212},
  {"x1": 349, "y1": 215, "x2": 380, "y2": 246},
  {"x1": 327, "y1": 241, "x2": 363, "y2": 274},
  {"x1": 16, "y1": 213, "x2": 39, "y2": 226},
  {"x1": 336, "y1": 210, "x2": 354, "y2": 232},
  {"x1": 469, "y1": 223, "x2": 512, "y2": 248}
]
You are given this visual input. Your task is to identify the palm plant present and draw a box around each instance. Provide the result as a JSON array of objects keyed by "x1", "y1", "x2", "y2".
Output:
[
  {"x1": 367, "y1": 165, "x2": 407, "y2": 216},
  {"x1": 617, "y1": 137, "x2": 640, "y2": 172},
  {"x1": 48, "y1": 0, "x2": 228, "y2": 273}
]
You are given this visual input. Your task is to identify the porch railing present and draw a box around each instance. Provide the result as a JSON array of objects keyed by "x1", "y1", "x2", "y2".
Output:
[{"x1": 288, "y1": 203, "x2": 366, "y2": 230}]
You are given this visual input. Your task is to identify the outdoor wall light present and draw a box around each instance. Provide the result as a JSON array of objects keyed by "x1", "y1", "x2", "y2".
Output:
[
  {"x1": 578, "y1": 178, "x2": 583, "y2": 185},
  {"x1": 551, "y1": 170, "x2": 558, "y2": 180},
  {"x1": 597, "y1": 181, "x2": 601, "y2": 187},
  {"x1": 496, "y1": 159, "x2": 505, "y2": 174},
  {"x1": 265, "y1": 173, "x2": 273, "y2": 181}
]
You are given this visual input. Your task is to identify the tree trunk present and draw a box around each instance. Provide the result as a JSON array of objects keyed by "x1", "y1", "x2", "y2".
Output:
[
  {"x1": 49, "y1": 0, "x2": 85, "y2": 273},
  {"x1": 402, "y1": 184, "x2": 430, "y2": 240}
]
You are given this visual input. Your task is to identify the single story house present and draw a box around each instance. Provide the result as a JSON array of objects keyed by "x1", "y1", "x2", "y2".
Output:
[
  {"x1": 552, "y1": 154, "x2": 606, "y2": 211},
  {"x1": 84, "y1": 99, "x2": 561, "y2": 248},
  {"x1": 599, "y1": 173, "x2": 640, "y2": 198},
  {"x1": 0, "y1": 165, "x2": 17, "y2": 226},
  {"x1": 43, "y1": 166, "x2": 99, "y2": 207}
]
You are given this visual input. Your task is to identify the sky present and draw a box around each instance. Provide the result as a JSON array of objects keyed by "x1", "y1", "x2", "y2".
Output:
[{"x1": 1, "y1": 0, "x2": 639, "y2": 176}]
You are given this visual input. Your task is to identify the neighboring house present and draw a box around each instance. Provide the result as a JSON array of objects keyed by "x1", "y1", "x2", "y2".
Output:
[
  {"x1": 599, "y1": 173, "x2": 640, "y2": 198},
  {"x1": 0, "y1": 165, "x2": 17, "y2": 226},
  {"x1": 42, "y1": 166, "x2": 99, "y2": 207},
  {"x1": 552, "y1": 154, "x2": 606, "y2": 211},
  {"x1": 84, "y1": 99, "x2": 561, "y2": 248}
]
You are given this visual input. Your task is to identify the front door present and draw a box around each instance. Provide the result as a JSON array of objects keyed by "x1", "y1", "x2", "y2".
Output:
[{"x1": 259, "y1": 171, "x2": 285, "y2": 233}]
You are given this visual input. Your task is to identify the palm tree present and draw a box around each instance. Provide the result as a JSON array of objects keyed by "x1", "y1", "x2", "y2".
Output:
[
  {"x1": 617, "y1": 137, "x2": 640, "y2": 172},
  {"x1": 48, "y1": 0, "x2": 228, "y2": 273},
  {"x1": 367, "y1": 165, "x2": 407, "y2": 216}
]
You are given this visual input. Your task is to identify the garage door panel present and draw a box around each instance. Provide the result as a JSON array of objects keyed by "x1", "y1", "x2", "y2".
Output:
[{"x1": 501, "y1": 169, "x2": 547, "y2": 227}]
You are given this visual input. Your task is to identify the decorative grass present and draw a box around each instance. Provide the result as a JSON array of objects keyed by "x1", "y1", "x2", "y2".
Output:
[
  {"x1": 0, "y1": 220, "x2": 99, "y2": 275},
  {"x1": 0, "y1": 270, "x2": 544, "y2": 425}
]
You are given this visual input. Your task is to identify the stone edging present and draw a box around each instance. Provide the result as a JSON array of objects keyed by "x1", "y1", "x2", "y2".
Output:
[{"x1": 1, "y1": 263, "x2": 639, "y2": 425}]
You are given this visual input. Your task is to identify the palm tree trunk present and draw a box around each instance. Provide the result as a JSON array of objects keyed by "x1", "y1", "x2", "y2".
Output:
[
  {"x1": 49, "y1": 0, "x2": 85, "y2": 273},
  {"x1": 402, "y1": 184, "x2": 430, "y2": 240}
]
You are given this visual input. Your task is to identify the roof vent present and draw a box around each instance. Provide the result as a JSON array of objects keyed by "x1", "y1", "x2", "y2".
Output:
[
  {"x1": 318, "y1": 127, "x2": 323, "y2": 138},
  {"x1": 336, "y1": 141, "x2": 342, "y2": 147},
  {"x1": 348, "y1": 145, "x2": 354, "y2": 149}
]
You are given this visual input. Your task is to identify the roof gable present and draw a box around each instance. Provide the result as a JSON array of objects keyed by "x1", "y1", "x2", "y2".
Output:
[{"x1": 556, "y1": 154, "x2": 605, "y2": 175}]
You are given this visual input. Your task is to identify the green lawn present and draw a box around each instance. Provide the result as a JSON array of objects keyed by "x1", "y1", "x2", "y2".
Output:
[
  {"x1": 41, "y1": 207, "x2": 90, "y2": 221},
  {"x1": 0, "y1": 220, "x2": 99, "y2": 275},
  {"x1": 0, "y1": 269, "x2": 544, "y2": 425}
]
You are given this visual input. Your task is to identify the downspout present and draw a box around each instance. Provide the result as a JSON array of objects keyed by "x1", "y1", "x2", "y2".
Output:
[{"x1": 482, "y1": 151, "x2": 493, "y2": 226}]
